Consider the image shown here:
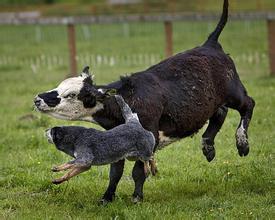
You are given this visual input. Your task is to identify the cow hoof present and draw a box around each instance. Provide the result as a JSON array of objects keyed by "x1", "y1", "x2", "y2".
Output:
[
  {"x1": 98, "y1": 198, "x2": 111, "y2": 206},
  {"x1": 205, "y1": 148, "x2": 216, "y2": 162},
  {"x1": 237, "y1": 144, "x2": 249, "y2": 157},
  {"x1": 132, "y1": 195, "x2": 143, "y2": 204},
  {"x1": 202, "y1": 145, "x2": 215, "y2": 162},
  {"x1": 236, "y1": 126, "x2": 249, "y2": 157}
]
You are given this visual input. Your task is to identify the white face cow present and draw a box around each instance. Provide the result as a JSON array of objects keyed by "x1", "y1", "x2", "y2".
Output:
[{"x1": 34, "y1": 66, "x2": 106, "y2": 122}]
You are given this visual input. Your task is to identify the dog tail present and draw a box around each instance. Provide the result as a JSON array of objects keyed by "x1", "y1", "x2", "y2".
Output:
[
  {"x1": 204, "y1": 0, "x2": 228, "y2": 47},
  {"x1": 115, "y1": 95, "x2": 139, "y2": 123}
]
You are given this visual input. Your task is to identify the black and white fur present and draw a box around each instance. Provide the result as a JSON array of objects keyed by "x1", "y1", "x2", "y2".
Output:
[{"x1": 46, "y1": 95, "x2": 155, "y2": 188}]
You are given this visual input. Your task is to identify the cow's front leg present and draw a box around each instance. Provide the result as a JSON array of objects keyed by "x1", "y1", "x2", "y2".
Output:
[
  {"x1": 99, "y1": 159, "x2": 125, "y2": 205},
  {"x1": 132, "y1": 160, "x2": 147, "y2": 203},
  {"x1": 202, "y1": 106, "x2": 228, "y2": 162}
]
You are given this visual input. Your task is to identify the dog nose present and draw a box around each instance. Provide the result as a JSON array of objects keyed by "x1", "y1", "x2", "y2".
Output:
[{"x1": 34, "y1": 97, "x2": 41, "y2": 107}]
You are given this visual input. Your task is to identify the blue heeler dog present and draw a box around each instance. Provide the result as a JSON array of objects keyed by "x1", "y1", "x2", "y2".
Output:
[{"x1": 45, "y1": 95, "x2": 155, "y2": 185}]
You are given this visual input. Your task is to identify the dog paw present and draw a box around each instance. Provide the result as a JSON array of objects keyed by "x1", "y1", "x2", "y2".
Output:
[
  {"x1": 132, "y1": 195, "x2": 143, "y2": 204},
  {"x1": 149, "y1": 159, "x2": 158, "y2": 176},
  {"x1": 52, "y1": 179, "x2": 63, "y2": 185},
  {"x1": 51, "y1": 167, "x2": 59, "y2": 172}
]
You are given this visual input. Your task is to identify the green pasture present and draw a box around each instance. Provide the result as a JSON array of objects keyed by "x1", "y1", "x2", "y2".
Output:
[{"x1": 0, "y1": 20, "x2": 274, "y2": 219}]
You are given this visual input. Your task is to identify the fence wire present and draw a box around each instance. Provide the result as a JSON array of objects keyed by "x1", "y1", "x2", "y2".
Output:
[{"x1": 0, "y1": 20, "x2": 269, "y2": 76}]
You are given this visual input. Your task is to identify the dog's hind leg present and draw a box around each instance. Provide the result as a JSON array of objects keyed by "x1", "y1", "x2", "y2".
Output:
[
  {"x1": 202, "y1": 106, "x2": 228, "y2": 162},
  {"x1": 99, "y1": 159, "x2": 125, "y2": 205},
  {"x1": 149, "y1": 155, "x2": 158, "y2": 175},
  {"x1": 143, "y1": 161, "x2": 151, "y2": 177},
  {"x1": 132, "y1": 160, "x2": 147, "y2": 203}
]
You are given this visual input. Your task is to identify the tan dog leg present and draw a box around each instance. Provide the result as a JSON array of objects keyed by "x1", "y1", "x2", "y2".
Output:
[
  {"x1": 143, "y1": 161, "x2": 151, "y2": 178},
  {"x1": 52, "y1": 165, "x2": 90, "y2": 184},
  {"x1": 149, "y1": 155, "x2": 158, "y2": 176},
  {"x1": 51, "y1": 163, "x2": 74, "y2": 172}
]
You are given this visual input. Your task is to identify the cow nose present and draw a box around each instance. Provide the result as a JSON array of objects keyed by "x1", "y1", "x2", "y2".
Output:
[{"x1": 34, "y1": 97, "x2": 41, "y2": 107}]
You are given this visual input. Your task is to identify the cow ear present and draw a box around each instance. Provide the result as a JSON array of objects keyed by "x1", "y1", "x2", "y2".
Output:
[
  {"x1": 80, "y1": 66, "x2": 94, "y2": 79},
  {"x1": 96, "y1": 88, "x2": 117, "y2": 102},
  {"x1": 98, "y1": 88, "x2": 117, "y2": 96}
]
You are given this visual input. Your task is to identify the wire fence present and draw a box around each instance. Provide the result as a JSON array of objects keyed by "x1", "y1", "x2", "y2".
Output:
[{"x1": 0, "y1": 18, "x2": 272, "y2": 76}]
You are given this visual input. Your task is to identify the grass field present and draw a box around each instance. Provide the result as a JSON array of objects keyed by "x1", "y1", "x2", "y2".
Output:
[{"x1": 0, "y1": 19, "x2": 275, "y2": 219}]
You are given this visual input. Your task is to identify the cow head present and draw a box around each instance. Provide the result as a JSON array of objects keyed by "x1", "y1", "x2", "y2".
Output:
[{"x1": 34, "y1": 66, "x2": 109, "y2": 122}]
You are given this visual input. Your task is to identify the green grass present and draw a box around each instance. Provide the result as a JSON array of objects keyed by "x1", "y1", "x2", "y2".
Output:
[{"x1": 0, "y1": 20, "x2": 274, "y2": 219}]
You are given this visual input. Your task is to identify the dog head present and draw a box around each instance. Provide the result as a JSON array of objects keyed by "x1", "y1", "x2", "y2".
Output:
[
  {"x1": 34, "y1": 66, "x2": 111, "y2": 122},
  {"x1": 45, "y1": 126, "x2": 76, "y2": 157}
]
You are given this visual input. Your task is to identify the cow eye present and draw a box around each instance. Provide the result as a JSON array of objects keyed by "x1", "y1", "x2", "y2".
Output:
[{"x1": 64, "y1": 93, "x2": 76, "y2": 99}]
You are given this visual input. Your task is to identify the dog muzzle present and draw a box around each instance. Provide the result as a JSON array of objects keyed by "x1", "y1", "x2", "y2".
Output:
[{"x1": 45, "y1": 128, "x2": 54, "y2": 144}]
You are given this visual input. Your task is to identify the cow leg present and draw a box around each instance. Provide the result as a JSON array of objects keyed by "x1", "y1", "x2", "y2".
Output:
[
  {"x1": 132, "y1": 160, "x2": 147, "y2": 203},
  {"x1": 229, "y1": 95, "x2": 255, "y2": 156},
  {"x1": 226, "y1": 81, "x2": 255, "y2": 156},
  {"x1": 99, "y1": 159, "x2": 125, "y2": 205},
  {"x1": 202, "y1": 106, "x2": 228, "y2": 162}
]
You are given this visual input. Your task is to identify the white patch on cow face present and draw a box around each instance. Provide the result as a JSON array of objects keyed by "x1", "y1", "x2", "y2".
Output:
[{"x1": 35, "y1": 75, "x2": 103, "y2": 122}]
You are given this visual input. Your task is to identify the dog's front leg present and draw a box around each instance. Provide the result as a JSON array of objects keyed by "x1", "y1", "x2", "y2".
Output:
[
  {"x1": 51, "y1": 160, "x2": 75, "y2": 172},
  {"x1": 52, "y1": 164, "x2": 91, "y2": 184}
]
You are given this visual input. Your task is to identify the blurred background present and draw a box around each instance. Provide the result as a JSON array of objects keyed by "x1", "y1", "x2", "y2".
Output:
[{"x1": 0, "y1": 0, "x2": 275, "y2": 81}]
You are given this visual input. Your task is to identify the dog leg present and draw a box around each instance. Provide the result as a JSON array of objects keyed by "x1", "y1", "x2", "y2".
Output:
[
  {"x1": 52, "y1": 164, "x2": 90, "y2": 184},
  {"x1": 51, "y1": 162, "x2": 74, "y2": 172},
  {"x1": 149, "y1": 155, "x2": 158, "y2": 176},
  {"x1": 143, "y1": 161, "x2": 151, "y2": 178}
]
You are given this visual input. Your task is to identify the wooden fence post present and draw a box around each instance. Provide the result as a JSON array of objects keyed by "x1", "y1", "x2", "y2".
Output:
[
  {"x1": 164, "y1": 21, "x2": 173, "y2": 58},
  {"x1": 67, "y1": 23, "x2": 77, "y2": 76},
  {"x1": 267, "y1": 19, "x2": 275, "y2": 76}
]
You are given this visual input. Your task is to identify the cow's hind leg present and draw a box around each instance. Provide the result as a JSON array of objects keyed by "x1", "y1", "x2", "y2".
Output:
[
  {"x1": 202, "y1": 106, "x2": 228, "y2": 162},
  {"x1": 226, "y1": 84, "x2": 255, "y2": 156},
  {"x1": 233, "y1": 95, "x2": 255, "y2": 156}
]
